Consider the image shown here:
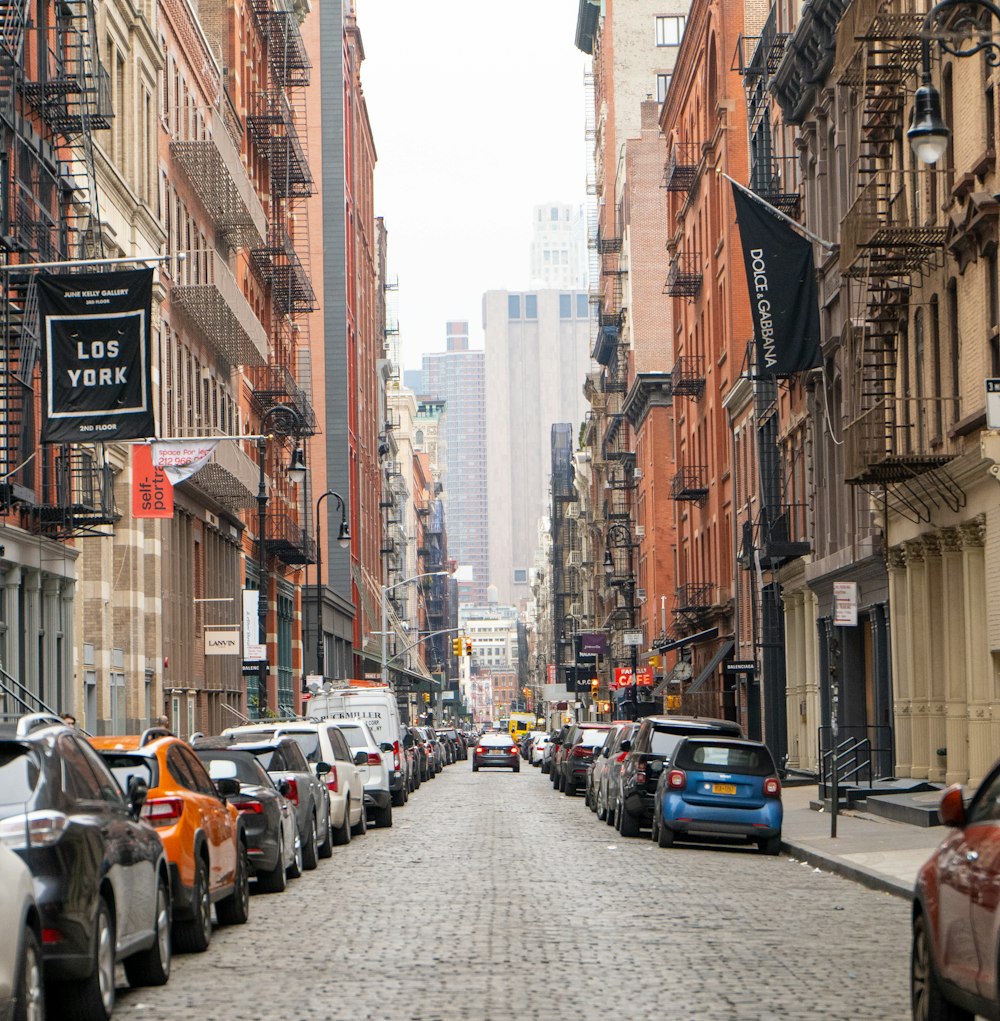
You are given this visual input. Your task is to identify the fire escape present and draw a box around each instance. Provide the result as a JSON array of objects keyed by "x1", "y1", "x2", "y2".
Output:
[
  {"x1": 0, "y1": 0, "x2": 117, "y2": 537},
  {"x1": 837, "y1": 0, "x2": 960, "y2": 523},
  {"x1": 550, "y1": 424, "x2": 579, "y2": 691}
]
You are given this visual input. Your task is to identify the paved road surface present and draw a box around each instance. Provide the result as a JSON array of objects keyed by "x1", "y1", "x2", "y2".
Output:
[{"x1": 117, "y1": 761, "x2": 913, "y2": 1021}]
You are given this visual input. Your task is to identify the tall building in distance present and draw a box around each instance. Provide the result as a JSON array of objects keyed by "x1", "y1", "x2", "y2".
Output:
[
  {"x1": 423, "y1": 323, "x2": 489, "y2": 603},
  {"x1": 484, "y1": 290, "x2": 593, "y2": 606},
  {"x1": 529, "y1": 202, "x2": 587, "y2": 290}
]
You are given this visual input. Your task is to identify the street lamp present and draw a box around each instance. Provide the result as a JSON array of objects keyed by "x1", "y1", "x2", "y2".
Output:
[
  {"x1": 605, "y1": 521, "x2": 638, "y2": 721},
  {"x1": 314, "y1": 489, "x2": 350, "y2": 682},
  {"x1": 381, "y1": 570, "x2": 449, "y2": 689},
  {"x1": 255, "y1": 403, "x2": 306, "y2": 719},
  {"x1": 908, "y1": 0, "x2": 1000, "y2": 163}
]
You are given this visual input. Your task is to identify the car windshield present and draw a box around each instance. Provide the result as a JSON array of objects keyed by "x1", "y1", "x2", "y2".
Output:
[
  {"x1": 675, "y1": 742, "x2": 776, "y2": 776},
  {"x1": 648, "y1": 731, "x2": 686, "y2": 758},
  {"x1": 0, "y1": 744, "x2": 40, "y2": 815},
  {"x1": 479, "y1": 735, "x2": 513, "y2": 748},
  {"x1": 279, "y1": 732, "x2": 321, "y2": 763},
  {"x1": 99, "y1": 753, "x2": 157, "y2": 792},
  {"x1": 576, "y1": 729, "x2": 610, "y2": 747},
  {"x1": 332, "y1": 725, "x2": 367, "y2": 750},
  {"x1": 197, "y1": 751, "x2": 272, "y2": 786},
  {"x1": 228, "y1": 729, "x2": 276, "y2": 743}
]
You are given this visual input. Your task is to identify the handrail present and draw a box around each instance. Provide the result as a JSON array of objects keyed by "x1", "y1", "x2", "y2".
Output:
[
  {"x1": 221, "y1": 702, "x2": 251, "y2": 724},
  {"x1": 0, "y1": 665, "x2": 91, "y2": 735}
]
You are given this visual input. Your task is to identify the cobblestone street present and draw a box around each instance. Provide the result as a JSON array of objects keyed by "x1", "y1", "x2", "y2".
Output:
[{"x1": 118, "y1": 765, "x2": 913, "y2": 1021}]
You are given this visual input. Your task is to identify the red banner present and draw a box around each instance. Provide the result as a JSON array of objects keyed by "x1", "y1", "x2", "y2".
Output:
[
  {"x1": 547, "y1": 665, "x2": 557, "y2": 685},
  {"x1": 613, "y1": 666, "x2": 654, "y2": 688},
  {"x1": 132, "y1": 444, "x2": 173, "y2": 518}
]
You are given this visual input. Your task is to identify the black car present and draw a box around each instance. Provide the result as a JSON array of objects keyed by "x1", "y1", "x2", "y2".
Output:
[
  {"x1": 0, "y1": 714, "x2": 172, "y2": 1021},
  {"x1": 407, "y1": 728, "x2": 433, "y2": 782},
  {"x1": 614, "y1": 715, "x2": 745, "y2": 838},
  {"x1": 193, "y1": 746, "x2": 300, "y2": 893},
  {"x1": 472, "y1": 733, "x2": 520, "y2": 772}
]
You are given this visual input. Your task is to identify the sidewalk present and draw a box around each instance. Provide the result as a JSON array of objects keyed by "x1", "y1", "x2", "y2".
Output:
[{"x1": 780, "y1": 784, "x2": 944, "y2": 900}]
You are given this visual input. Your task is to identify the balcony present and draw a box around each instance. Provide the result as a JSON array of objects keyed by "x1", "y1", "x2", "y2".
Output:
[
  {"x1": 22, "y1": 58, "x2": 114, "y2": 133},
  {"x1": 36, "y1": 448, "x2": 117, "y2": 537},
  {"x1": 263, "y1": 512, "x2": 316, "y2": 565},
  {"x1": 740, "y1": 506, "x2": 812, "y2": 568},
  {"x1": 249, "y1": 365, "x2": 317, "y2": 435},
  {"x1": 251, "y1": 230, "x2": 317, "y2": 317},
  {"x1": 247, "y1": 92, "x2": 313, "y2": 199},
  {"x1": 183, "y1": 440, "x2": 259, "y2": 511},
  {"x1": 671, "y1": 465, "x2": 709, "y2": 503},
  {"x1": 170, "y1": 250, "x2": 268, "y2": 368},
  {"x1": 674, "y1": 583, "x2": 715, "y2": 624},
  {"x1": 671, "y1": 354, "x2": 706, "y2": 399},
  {"x1": 840, "y1": 170, "x2": 946, "y2": 278},
  {"x1": 170, "y1": 109, "x2": 267, "y2": 250},
  {"x1": 663, "y1": 141, "x2": 700, "y2": 193},
  {"x1": 602, "y1": 414, "x2": 633, "y2": 464},
  {"x1": 664, "y1": 252, "x2": 702, "y2": 299},
  {"x1": 592, "y1": 322, "x2": 619, "y2": 366}
]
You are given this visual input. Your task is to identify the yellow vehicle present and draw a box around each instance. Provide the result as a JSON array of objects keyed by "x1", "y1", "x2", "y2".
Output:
[{"x1": 508, "y1": 713, "x2": 539, "y2": 741}]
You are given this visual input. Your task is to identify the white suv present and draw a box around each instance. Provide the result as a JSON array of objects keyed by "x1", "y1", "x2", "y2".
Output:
[
  {"x1": 322, "y1": 720, "x2": 394, "y2": 828},
  {"x1": 223, "y1": 722, "x2": 367, "y2": 843}
]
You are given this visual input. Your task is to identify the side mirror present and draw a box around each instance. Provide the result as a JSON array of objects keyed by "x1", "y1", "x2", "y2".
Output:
[
  {"x1": 354, "y1": 750, "x2": 368, "y2": 766},
  {"x1": 403, "y1": 735, "x2": 413, "y2": 749},
  {"x1": 277, "y1": 779, "x2": 291, "y2": 798},
  {"x1": 215, "y1": 777, "x2": 240, "y2": 799},
  {"x1": 127, "y1": 777, "x2": 148, "y2": 819},
  {"x1": 315, "y1": 761, "x2": 332, "y2": 776},
  {"x1": 939, "y1": 784, "x2": 966, "y2": 827},
  {"x1": 602, "y1": 747, "x2": 610, "y2": 758},
  {"x1": 620, "y1": 740, "x2": 632, "y2": 753},
  {"x1": 380, "y1": 742, "x2": 393, "y2": 753}
]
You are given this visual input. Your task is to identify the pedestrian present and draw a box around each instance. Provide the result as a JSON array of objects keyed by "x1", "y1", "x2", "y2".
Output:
[
  {"x1": 61, "y1": 713, "x2": 77, "y2": 728},
  {"x1": 156, "y1": 714, "x2": 172, "y2": 732}
]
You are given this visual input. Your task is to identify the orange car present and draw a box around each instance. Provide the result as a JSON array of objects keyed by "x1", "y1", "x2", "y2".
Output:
[{"x1": 89, "y1": 728, "x2": 250, "y2": 952}]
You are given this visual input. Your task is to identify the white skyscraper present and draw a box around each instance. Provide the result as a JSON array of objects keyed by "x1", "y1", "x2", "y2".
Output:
[{"x1": 529, "y1": 202, "x2": 588, "y2": 290}]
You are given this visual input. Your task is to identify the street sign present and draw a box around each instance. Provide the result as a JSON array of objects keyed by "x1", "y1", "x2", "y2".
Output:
[
  {"x1": 988, "y1": 379, "x2": 1000, "y2": 428},
  {"x1": 623, "y1": 630, "x2": 644, "y2": 647},
  {"x1": 245, "y1": 642, "x2": 266, "y2": 661},
  {"x1": 205, "y1": 629, "x2": 240, "y2": 655},
  {"x1": 724, "y1": 660, "x2": 756, "y2": 673},
  {"x1": 833, "y1": 581, "x2": 858, "y2": 627}
]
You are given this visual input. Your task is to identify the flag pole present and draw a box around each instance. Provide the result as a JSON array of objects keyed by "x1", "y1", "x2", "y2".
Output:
[{"x1": 718, "y1": 170, "x2": 837, "y2": 252}]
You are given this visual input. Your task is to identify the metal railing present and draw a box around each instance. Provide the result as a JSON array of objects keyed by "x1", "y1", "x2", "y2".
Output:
[{"x1": 818, "y1": 724, "x2": 894, "y2": 797}]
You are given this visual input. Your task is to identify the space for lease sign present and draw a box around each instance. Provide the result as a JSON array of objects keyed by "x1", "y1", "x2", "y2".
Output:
[{"x1": 39, "y1": 269, "x2": 154, "y2": 442}]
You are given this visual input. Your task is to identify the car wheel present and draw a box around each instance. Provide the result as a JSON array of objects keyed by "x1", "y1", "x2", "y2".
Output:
[
  {"x1": 216, "y1": 844, "x2": 250, "y2": 925},
  {"x1": 911, "y1": 912, "x2": 972, "y2": 1021},
  {"x1": 391, "y1": 787, "x2": 406, "y2": 807},
  {"x1": 658, "y1": 819, "x2": 676, "y2": 848},
  {"x1": 124, "y1": 873, "x2": 172, "y2": 986},
  {"x1": 564, "y1": 778, "x2": 575, "y2": 795},
  {"x1": 317, "y1": 812, "x2": 334, "y2": 859},
  {"x1": 618, "y1": 805, "x2": 641, "y2": 838},
  {"x1": 52, "y1": 897, "x2": 115, "y2": 1021},
  {"x1": 331, "y1": 799, "x2": 352, "y2": 845},
  {"x1": 472, "y1": 763, "x2": 479, "y2": 772},
  {"x1": 758, "y1": 835, "x2": 781, "y2": 856},
  {"x1": 173, "y1": 857, "x2": 211, "y2": 953},
  {"x1": 287, "y1": 834, "x2": 303, "y2": 879},
  {"x1": 350, "y1": 800, "x2": 368, "y2": 837},
  {"x1": 374, "y1": 800, "x2": 393, "y2": 828},
  {"x1": 255, "y1": 839, "x2": 287, "y2": 894},
  {"x1": 596, "y1": 791, "x2": 607, "y2": 822},
  {"x1": 514, "y1": 763, "x2": 520, "y2": 773},
  {"x1": 301, "y1": 813, "x2": 319, "y2": 870},
  {"x1": 606, "y1": 799, "x2": 616, "y2": 827},
  {"x1": 13, "y1": 924, "x2": 44, "y2": 1021},
  {"x1": 541, "y1": 761, "x2": 549, "y2": 774}
]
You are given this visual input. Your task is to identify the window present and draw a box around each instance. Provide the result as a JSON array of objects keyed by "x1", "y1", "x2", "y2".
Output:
[
  {"x1": 988, "y1": 247, "x2": 1000, "y2": 376},
  {"x1": 110, "y1": 671, "x2": 126, "y2": 733},
  {"x1": 59, "y1": 736, "x2": 104, "y2": 800},
  {"x1": 576, "y1": 294, "x2": 589, "y2": 318},
  {"x1": 508, "y1": 294, "x2": 521, "y2": 319},
  {"x1": 559, "y1": 294, "x2": 571, "y2": 318},
  {"x1": 550, "y1": 207, "x2": 559, "y2": 221},
  {"x1": 525, "y1": 294, "x2": 537, "y2": 319},
  {"x1": 656, "y1": 73, "x2": 672, "y2": 104},
  {"x1": 655, "y1": 15, "x2": 685, "y2": 46}
]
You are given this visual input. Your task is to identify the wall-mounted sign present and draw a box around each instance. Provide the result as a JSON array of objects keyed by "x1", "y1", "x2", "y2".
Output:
[
  {"x1": 205, "y1": 629, "x2": 240, "y2": 655},
  {"x1": 833, "y1": 581, "x2": 859, "y2": 627},
  {"x1": 132, "y1": 444, "x2": 172, "y2": 519},
  {"x1": 987, "y1": 379, "x2": 1000, "y2": 428},
  {"x1": 623, "y1": 630, "x2": 644, "y2": 647},
  {"x1": 613, "y1": 666, "x2": 654, "y2": 688},
  {"x1": 724, "y1": 660, "x2": 757, "y2": 674}
]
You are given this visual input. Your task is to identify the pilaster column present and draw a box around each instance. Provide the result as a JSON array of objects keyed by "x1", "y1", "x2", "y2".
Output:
[
  {"x1": 922, "y1": 535, "x2": 947, "y2": 782},
  {"x1": 940, "y1": 527, "x2": 968, "y2": 784},
  {"x1": 905, "y1": 540, "x2": 931, "y2": 779},
  {"x1": 41, "y1": 577, "x2": 60, "y2": 713},
  {"x1": 805, "y1": 590, "x2": 820, "y2": 771},
  {"x1": 0, "y1": 566, "x2": 22, "y2": 681},
  {"x1": 23, "y1": 569, "x2": 41, "y2": 711},
  {"x1": 784, "y1": 592, "x2": 804, "y2": 769},
  {"x1": 961, "y1": 515, "x2": 991, "y2": 786},
  {"x1": 60, "y1": 581, "x2": 76, "y2": 720},
  {"x1": 887, "y1": 545, "x2": 912, "y2": 776}
]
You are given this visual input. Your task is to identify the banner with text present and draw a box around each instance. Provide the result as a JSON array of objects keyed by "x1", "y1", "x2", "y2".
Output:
[
  {"x1": 732, "y1": 183, "x2": 821, "y2": 377},
  {"x1": 39, "y1": 269, "x2": 154, "y2": 443},
  {"x1": 153, "y1": 439, "x2": 219, "y2": 486},
  {"x1": 131, "y1": 444, "x2": 173, "y2": 518},
  {"x1": 613, "y1": 666, "x2": 654, "y2": 688}
]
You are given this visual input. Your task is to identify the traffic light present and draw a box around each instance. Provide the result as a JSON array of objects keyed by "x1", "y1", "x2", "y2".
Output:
[
  {"x1": 452, "y1": 637, "x2": 463, "y2": 657},
  {"x1": 465, "y1": 638, "x2": 473, "y2": 657},
  {"x1": 423, "y1": 692, "x2": 430, "y2": 704},
  {"x1": 590, "y1": 677, "x2": 599, "y2": 697}
]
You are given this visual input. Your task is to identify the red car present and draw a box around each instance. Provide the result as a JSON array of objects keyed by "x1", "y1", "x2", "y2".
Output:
[{"x1": 912, "y1": 767, "x2": 1000, "y2": 1021}]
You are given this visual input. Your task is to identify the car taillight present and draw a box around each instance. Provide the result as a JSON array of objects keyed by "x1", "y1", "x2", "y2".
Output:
[
  {"x1": 637, "y1": 765, "x2": 647, "y2": 785},
  {"x1": 763, "y1": 776, "x2": 781, "y2": 798},
  {"x1": 326, "y1": 766, "x2": 339, "y2": 794},
  {"x1": 0, "y1": 810, "x2": 68, "y2": 849},
  {"x1": 476, "y1": 747, "x2": 486, "y2": 755},
  {"x1": 235, "y1": 799, "x2": 263, "y2": 814},
  {"x1": 141, "y1": 797, "x2": 184, "y2": 827},
  {"x1": 616, "y1": 752, "x2": 628, "y2": 763},
  {"x1": 367, "y1": 751, "x2": 382, "y2": 766},
  {"x1": 41, "y1": 928, "x2": 63, "y2": 945},
  {"x1": 283, "y1": 779, "x2": 300, "y2": 805},
  {"x1": 510, "y1": 746, "x2": 518, "y2": 755},
  {"x1": 393, "y1": 740, "x2": 401, "y2": 771},
  {"x1": 667, "y1": 769, "x2": 686, "y2": 789},
  {"x1": 572, "y1": 746, "x2": 590, "y2": 758}
]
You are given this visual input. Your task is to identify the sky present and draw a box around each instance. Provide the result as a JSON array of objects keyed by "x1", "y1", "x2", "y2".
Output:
[{"x1": 357, "y1": 1, "x2": 590, "y2": 369}]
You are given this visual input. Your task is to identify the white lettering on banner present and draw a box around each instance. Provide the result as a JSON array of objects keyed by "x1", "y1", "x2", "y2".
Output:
[
  {"x1": 75, "y1": 340, "x2": 120, "y2": 359},
  {"x1": 750, "y1": 248, "x2": 777, "y2": 369},
  {"x1": 66, "y1": 367, "x2": 128, "y2": 387}
]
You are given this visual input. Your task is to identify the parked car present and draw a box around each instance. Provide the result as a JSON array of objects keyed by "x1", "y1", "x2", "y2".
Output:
[
  {"x1": 224, "y1": 721, "x2": 367, "y2": 843},
  {"x1": 556, "y1": 724, "x2": 615, "y2": 796},
  {"x1": 221, "y1": 738, "x2": 331, "y2": 871},
  {"x1": 418, "y1": 726, "x2": 445, "y2": 775},
  {"x1": 0, "y1": 842, "x2": 44, "y2": 1021},
  {"x1": 192, "y1": 745, "x2": 300, "y2": 893},
  {"x1": 401, "y1": 732, "x2": 421, "y2": 794},
  {"x1": 540, "y1": 732, "x2": 558, "y2": 774},
  {"x1": 437, "y1": 728, "x2": 463, "y2": 763},
  {"x1": 0, "y1": 713, "x2": 172, "y2": 1021},
  {"x1": 531, "y1": 733, "x2": 551, "y2": 767},
  {"x1": 407, "y1": 727, "x2": 434, "y2": 783},
  {"x1": 586, "y1": 722, "x2": 632, "y2": 815},
  {"x1": 614, "y1": 715, "x2": 744, "y2": 837},
  {"x1": 652, "y1": 737, "x2": 782, "y2": 854},
  {"x1": 90, "y1": 729, "x2": 250, "y2": 953},
  {"x1": 548, "y1": 723, "x2": 576, "y2": 786},
  {"x1": 599, "y1": 723, "x2": 641, "y2": 824},
  {"x1": 324, "y1": 720, "x2": 394, "y2": 828},
  {"x1": 912, "y1": 764, "x2": 1000, "y2": 1021},
  {"x1": 472, "y1": 733, "x2": 520, "y2": 772}
]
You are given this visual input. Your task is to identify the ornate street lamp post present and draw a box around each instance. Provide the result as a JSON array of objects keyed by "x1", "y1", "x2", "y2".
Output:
[
  {"x1": 314, "y1": 489, "x2": 349, "y2": 681},
  {"x1": 604, "y1": 521, "x2": 637, "y2": 721}
]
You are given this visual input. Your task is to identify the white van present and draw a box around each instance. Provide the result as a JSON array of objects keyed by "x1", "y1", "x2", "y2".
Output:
[{"x1": 305, "y1": 686, "x2": 408, "y2": 808}]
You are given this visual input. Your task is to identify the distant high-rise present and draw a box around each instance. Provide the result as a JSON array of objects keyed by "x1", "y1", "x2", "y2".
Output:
[
  {"x1": 423, "y1": 322, "x2": 489, "y2": 603},
  {"x1": 403, "y1": 368, "x2": 426, "y2": 394},
  {"x1": 483, "y1": 290, "x2": 592, "y2": 605},
  {"x1": 529, "y1": 202, "x2": 587, "y2": 290}
]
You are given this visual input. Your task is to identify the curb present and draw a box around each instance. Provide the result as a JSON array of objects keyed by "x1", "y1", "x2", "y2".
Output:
[{"x1": 781, "y1": 839, "x2": 914, "y2": 901}]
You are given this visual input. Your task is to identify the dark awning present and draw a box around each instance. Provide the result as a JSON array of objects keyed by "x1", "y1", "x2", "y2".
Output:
[
  {"x1": 654, "y1": 626, "x2": 718, "y2": 653},
  {"x1": 687, "y1": 639, "x2": 736, "y2": 694}
]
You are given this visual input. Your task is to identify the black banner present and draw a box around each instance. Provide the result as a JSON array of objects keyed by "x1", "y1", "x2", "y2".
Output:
[
  {"x1": 731, "y1": 183, "x2": 821, "y2": 377},
  {"x1": 39, "y1": 268, "x2": 154, "y2": 443}
]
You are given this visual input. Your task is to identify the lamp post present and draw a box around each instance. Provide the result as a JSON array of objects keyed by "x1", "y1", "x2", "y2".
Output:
[
  {"x1": 255, "y1": 404, "x2": 306, "y2": 719},
  {"x1": 907, "y1": 0, "x2": 1000, "y2": 163},
  {"x1": 604, "y1": 521, "x2": 637, "y2": 721},
  {"x1": 381, "y1": 570, "x2": 449, "y2": 689},
  {"x1": 314, "y1": 490, "x2": 350, "y2": 683}
]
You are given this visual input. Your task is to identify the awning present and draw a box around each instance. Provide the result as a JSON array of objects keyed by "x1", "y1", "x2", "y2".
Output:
[
  {"x1": 654, "y1": 627, "x2": 719, "y2": 653},
  {"x1": 687, "y1": 639, "x2": 736, "y2": 694}
]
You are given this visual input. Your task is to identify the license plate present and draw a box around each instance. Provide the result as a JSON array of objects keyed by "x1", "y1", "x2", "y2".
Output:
[{"x1": 712, "y1": 783, "x2": 737, "y2": 795}]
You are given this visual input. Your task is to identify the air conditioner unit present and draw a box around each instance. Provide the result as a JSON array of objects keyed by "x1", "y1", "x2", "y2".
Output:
[
  {"x1": 570, "y1": 602, "x2": 582, "y2": 617},
  {"x1": 205, "y1": 511, "x2": 219, "y2": 529},
  {"x1": 568, "y1": 551, "x2": 583, "y2": 568},
  {"x1": 636, "y1": 588, "x2": 647, "y2": 604},
  {"x1": 634, "y1": 524, "x2": 645, "y2": 539},
  {"x1": 633, "y1": 468, "x2": 644, "y2": 481}
]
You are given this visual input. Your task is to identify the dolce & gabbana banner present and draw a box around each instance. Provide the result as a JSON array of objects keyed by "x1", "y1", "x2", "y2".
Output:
[
  {"x1": 39, "y1": 268, "x2": 154, "y2": 443},
  {"x1": 731, "y1": 183, "x2": 821, "y2": 377}
]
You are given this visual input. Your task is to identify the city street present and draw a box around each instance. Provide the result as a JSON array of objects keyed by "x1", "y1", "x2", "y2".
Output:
[{"x1": 118, "y1": 764, "x2": 913, "y2": 1021}]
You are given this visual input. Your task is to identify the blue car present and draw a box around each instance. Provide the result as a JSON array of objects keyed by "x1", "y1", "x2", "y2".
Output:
[{"x1": 652, "y1": 737, "x2": 783, "y2": 855}]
